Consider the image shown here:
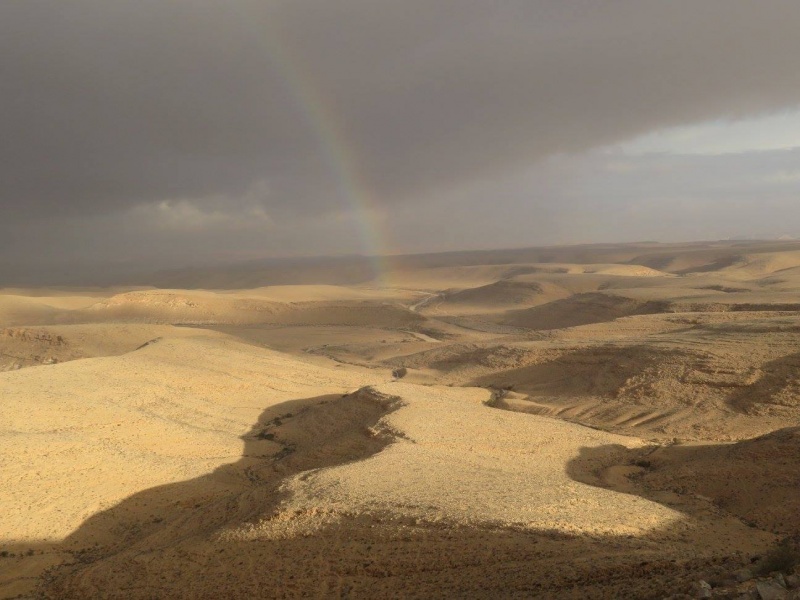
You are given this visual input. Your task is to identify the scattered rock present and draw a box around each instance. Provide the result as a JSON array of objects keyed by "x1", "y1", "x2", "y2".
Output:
[
  {"x1": 736, "y1": 569, "x2": 755, "y2": 583},
  {"x1": 756, "y1": 579, "x2": 789, "y2": 600},
  {"x1": 692, "y1": 580, "x2": 713, "y2": 598}
]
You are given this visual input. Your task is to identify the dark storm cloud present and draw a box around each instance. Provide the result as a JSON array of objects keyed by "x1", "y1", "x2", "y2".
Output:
[
  {"x1": 4, "y1": 0, "x2": 800, "y2": 217},
  {"x1": 3, "y1": 0, "x2": 800, "y2": 279},
  {"x1": 1, "y1": 1, "x2": 321, "y2": 219}
]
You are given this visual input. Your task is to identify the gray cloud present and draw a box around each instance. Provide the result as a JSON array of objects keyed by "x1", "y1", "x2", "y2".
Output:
[
  {"x1": 5, "y1": 148, "x2": 800, "y2": 280},
  {"x1": 381, "y1": 147, "x2": 800, "y2": 251},
  {"x1": 3, "y1": 0, "x2": 800, "y2": 281}
]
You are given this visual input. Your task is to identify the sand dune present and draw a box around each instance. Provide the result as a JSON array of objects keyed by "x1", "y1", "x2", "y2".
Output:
[{"x1": 3, "y1": 241, "x2": 800, "y2": 598}]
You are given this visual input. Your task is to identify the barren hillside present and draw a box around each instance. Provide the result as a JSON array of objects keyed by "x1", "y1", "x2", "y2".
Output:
[{"x1": 3, "y1": 242, "x2": 800, "y2": 598}]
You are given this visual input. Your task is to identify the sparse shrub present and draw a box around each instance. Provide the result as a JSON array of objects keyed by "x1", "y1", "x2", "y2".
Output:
[
  {"x1": 756, "y1": 536, "x2": 800, "y2": 575},
  {"x1": 485, "y1": 386, "x2": 508, "y2": 407}
]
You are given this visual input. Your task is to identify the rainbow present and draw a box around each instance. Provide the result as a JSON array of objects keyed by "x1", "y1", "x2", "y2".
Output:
[{"x1": 258, "y1": 20, "x2": 393, "y2": 287}]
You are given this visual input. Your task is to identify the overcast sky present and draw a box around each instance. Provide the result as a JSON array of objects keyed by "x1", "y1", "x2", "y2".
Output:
[{"x1": 3, "y1": 0, "x2": 800, "y2": 281}]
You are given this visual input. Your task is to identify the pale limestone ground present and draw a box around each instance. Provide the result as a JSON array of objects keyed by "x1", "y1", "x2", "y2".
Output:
[
  {"x1": 0, "y1": 331, "x2": 378, "y2": 597},
  {"x1": 267, "y1": 383, "x2": 678, "y2": 536},
  {"x1": 2, "y1": 242, "x2": 800, "y2": 597}
]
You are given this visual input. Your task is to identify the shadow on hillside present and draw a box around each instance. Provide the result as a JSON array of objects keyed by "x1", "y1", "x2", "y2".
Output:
[
  {"x1": 469, "y1": 344, "x2": 686, "y2": 399},
  {"x1": 727, "y1": 351, "x2": 800, "y2": 414},
  {"x1": 0, "y1": 393, "x2": 786, "y2": 599},
  {"x1": 1, "y1": 390, "x2": 397, "y2": 598},
  {"x1": 565, "y1": 433, "x2": 800, "y2": 538},
  {"x1": 501, "y1": 292, "x2": 670, "y2": 331}
]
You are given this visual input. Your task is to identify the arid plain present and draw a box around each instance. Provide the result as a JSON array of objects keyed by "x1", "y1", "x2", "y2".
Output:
[{"x1": 2, "y1": 241, "x2": 800, "y2": 599}]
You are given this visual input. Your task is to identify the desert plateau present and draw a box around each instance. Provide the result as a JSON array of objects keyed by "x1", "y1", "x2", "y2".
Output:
[{"x1": 2, "y1": 241, "x2": 800, "y2": 599}]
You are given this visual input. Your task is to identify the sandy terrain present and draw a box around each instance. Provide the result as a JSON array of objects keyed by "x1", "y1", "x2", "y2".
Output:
[{"x1": 2, "y1": 241, "x2": 800, "y2": 598}]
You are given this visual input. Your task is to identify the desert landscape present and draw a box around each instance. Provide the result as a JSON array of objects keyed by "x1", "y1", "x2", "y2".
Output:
[
  {"x1": 1, "y1": 240, "x2": 799, "y2": 599},
  {"x1": 5, "y1": 1, "x2": 800, "y2": 597}
]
